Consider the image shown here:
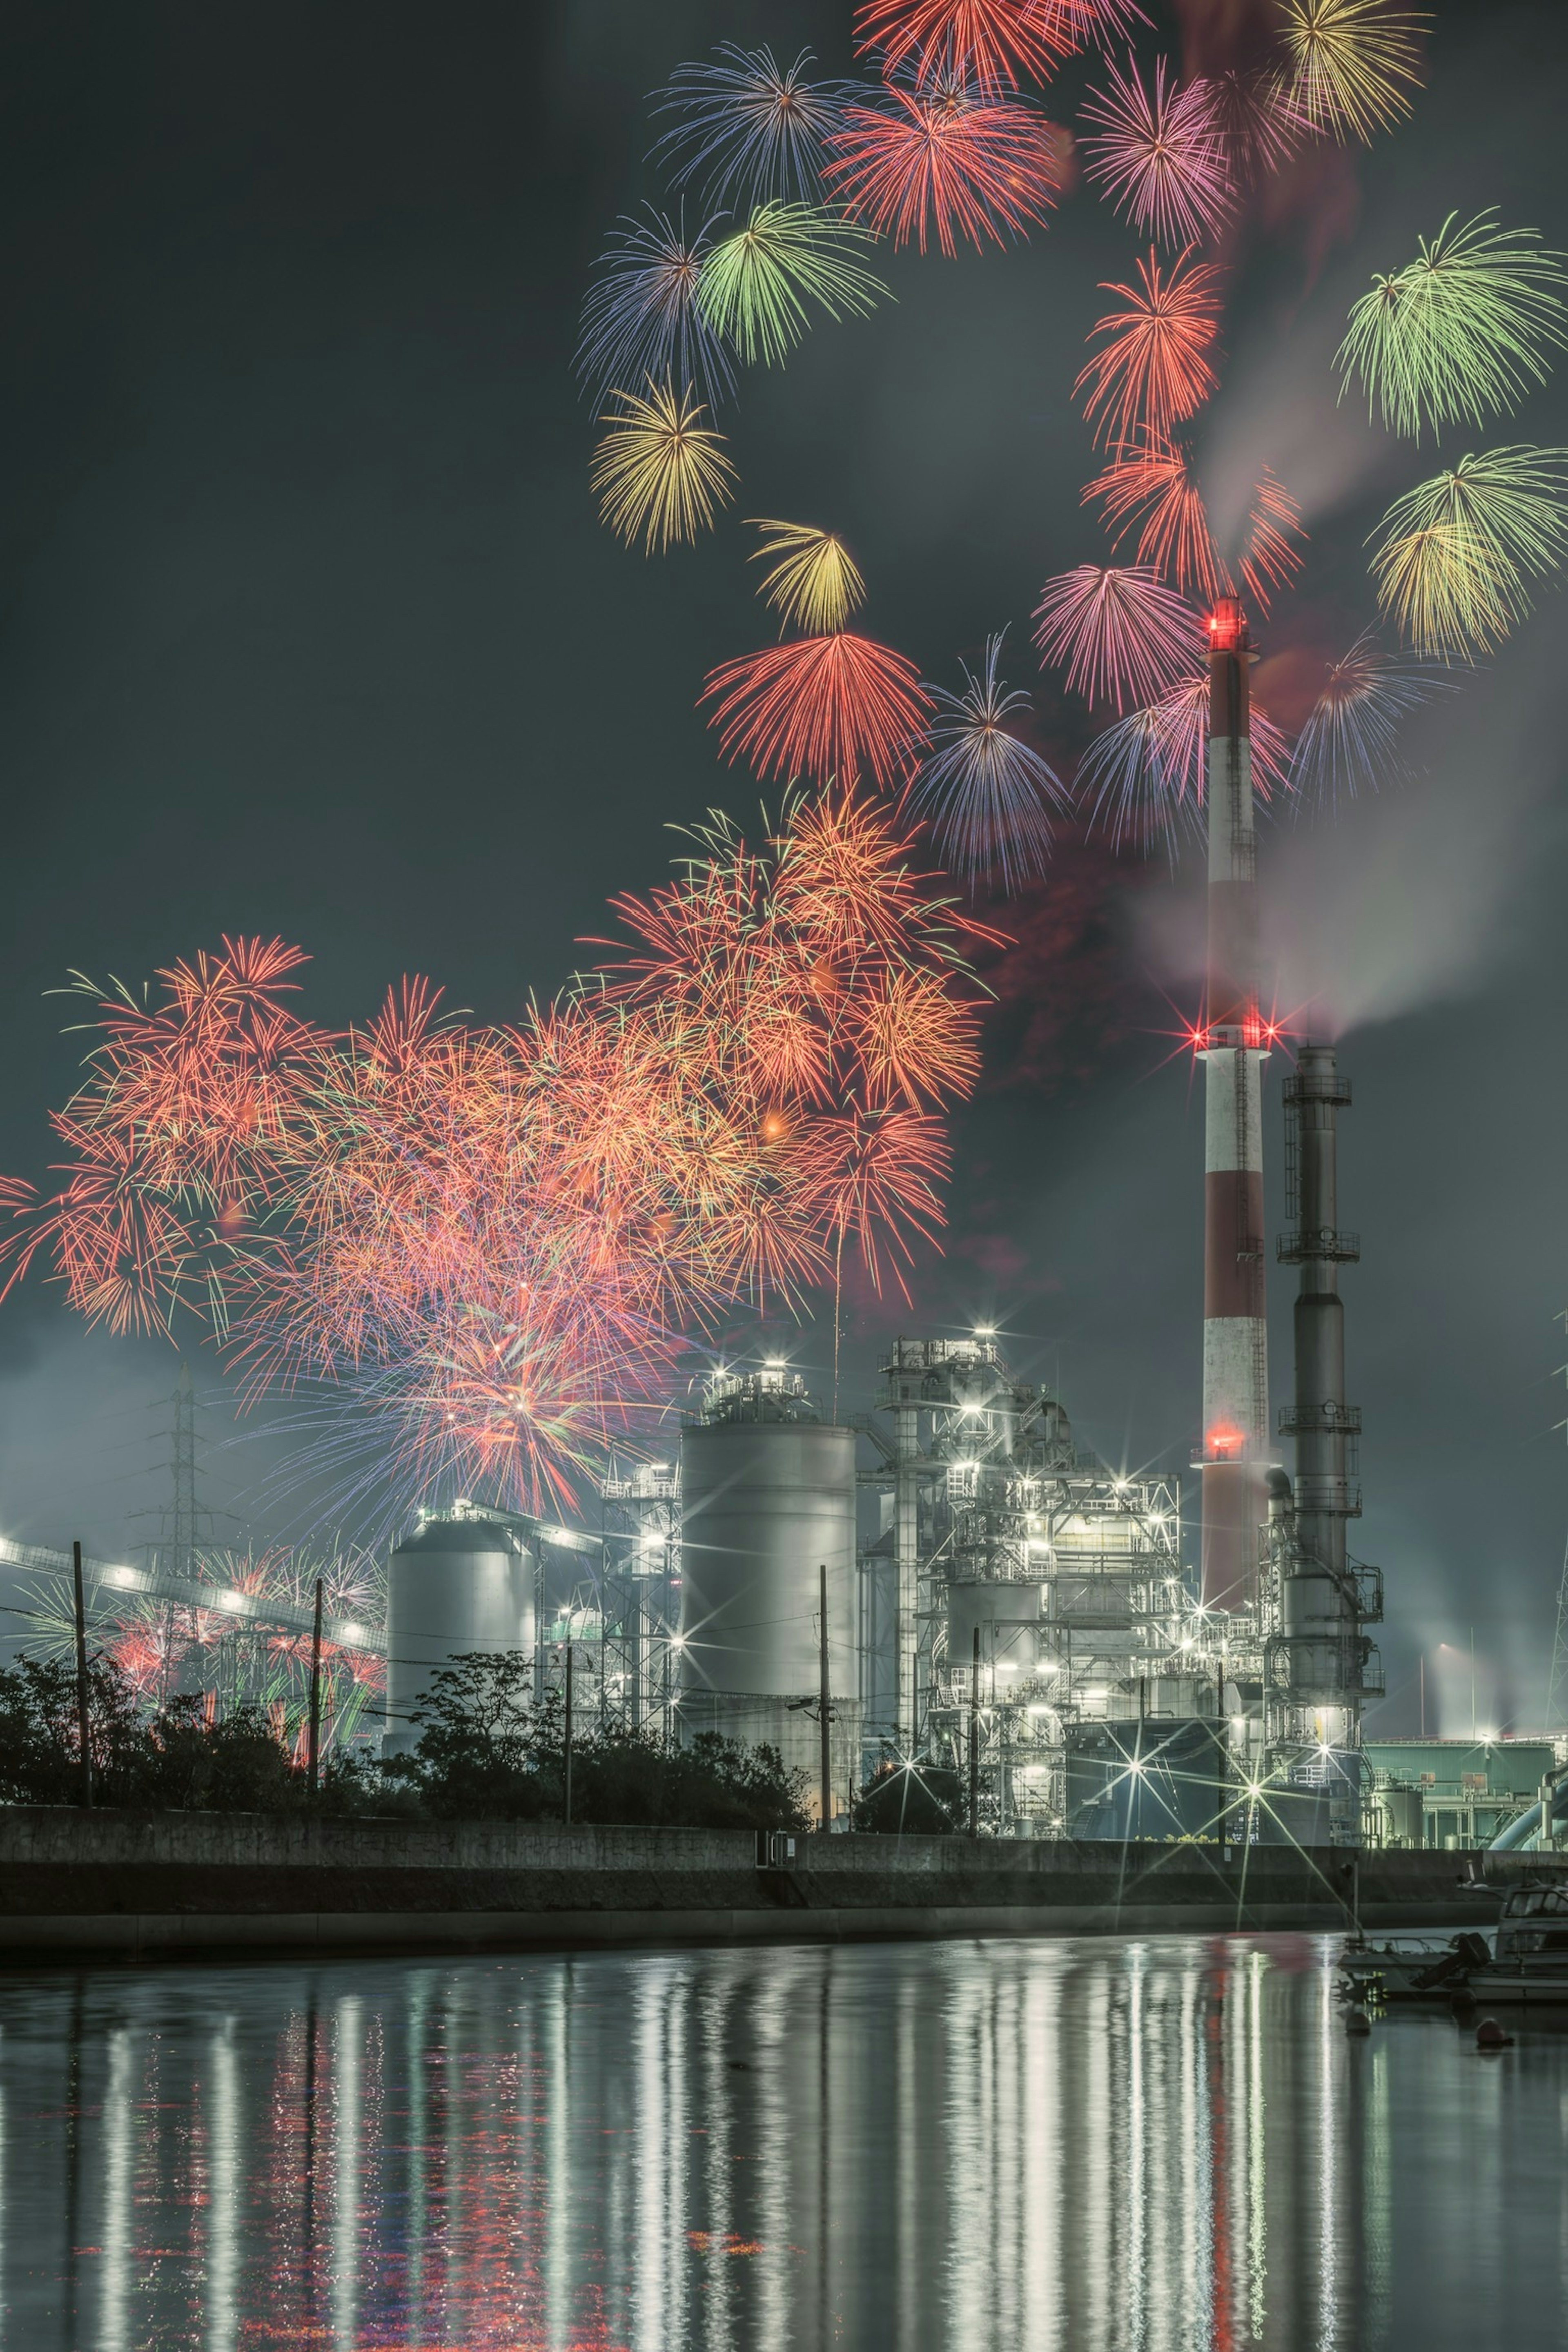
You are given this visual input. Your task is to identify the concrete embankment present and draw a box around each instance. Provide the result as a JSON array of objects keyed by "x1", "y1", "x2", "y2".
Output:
[{"x1": 0, "y1": 1809, "x2": 1558, "y2": 1961}]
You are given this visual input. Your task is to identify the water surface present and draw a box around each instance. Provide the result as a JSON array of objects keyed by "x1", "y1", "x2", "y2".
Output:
[{"x1": 1, "y1": 1933, "x2": 1564, "y2": 2350}]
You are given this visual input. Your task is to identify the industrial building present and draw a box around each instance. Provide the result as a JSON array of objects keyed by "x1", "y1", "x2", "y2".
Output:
[{"x1": 374, "y1": 593, "x2": 1566, "y2": 1851}]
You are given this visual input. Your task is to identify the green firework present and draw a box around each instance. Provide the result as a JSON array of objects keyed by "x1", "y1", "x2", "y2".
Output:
[
  {"x1": 697, "y1": 201, "x2": 887, "y2": 368},
  {"x1": 1339, "y1": 210, "x2": 1568, "y2": 440},
  {"x1": 1369, "y1": 443, "x2": 1568, "y2": 659}
]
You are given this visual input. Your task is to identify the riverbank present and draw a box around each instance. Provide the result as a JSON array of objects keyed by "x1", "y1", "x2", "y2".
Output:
[{"x1": 0, "y1": 1808, "x2": 1556, "y2": 1959}]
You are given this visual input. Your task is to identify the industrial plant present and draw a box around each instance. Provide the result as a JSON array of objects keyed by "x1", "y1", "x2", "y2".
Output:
[{"x1": 368, "y1": 596, "x2": 1416, "y2": 1850}]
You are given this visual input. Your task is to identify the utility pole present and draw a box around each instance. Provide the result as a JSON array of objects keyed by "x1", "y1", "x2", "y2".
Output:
[
  {"x1": 968, "y1": 1624, "x2": 981, "y2": 1838},
  {"x1": 818, "y1": 1562, "x2": 831, "y2": 1834},
  {"x1": 71, "y1": 1541, "x2": 92, "y2": 1809},
  {"x1": 307, "y1": 1575, "x2": 323, "y2": 1798},
  {"x1": 564, "y1": 1636, "x2": 574, "y2": 1828}
]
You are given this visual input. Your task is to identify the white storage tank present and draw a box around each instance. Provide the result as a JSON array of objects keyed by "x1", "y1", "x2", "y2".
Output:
[
  {"x1": 383, "y1": 1508, "x2": 535, "y2": 1757},
  {"x1": 678, "y1": 1368, "x2": 860, "y2": 1821}
]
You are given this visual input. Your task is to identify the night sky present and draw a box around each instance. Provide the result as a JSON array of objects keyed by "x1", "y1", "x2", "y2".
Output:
[{"x1": 0, "y1": 0, "x2": 1563, "y2": 1736}]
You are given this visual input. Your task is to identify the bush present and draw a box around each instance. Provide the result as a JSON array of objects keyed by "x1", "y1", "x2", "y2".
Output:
[
  {"x1": 853, "y1": 1758, "x2": 963, "y2": 1835},
  {"x1": 0, "y1": 1647, "x2": 811, "y2": 1829}
]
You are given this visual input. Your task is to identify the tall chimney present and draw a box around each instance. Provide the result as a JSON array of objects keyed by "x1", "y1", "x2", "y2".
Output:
[{"x1": 1199, "y1": 594, "x2": 1270, "y2": 1610}]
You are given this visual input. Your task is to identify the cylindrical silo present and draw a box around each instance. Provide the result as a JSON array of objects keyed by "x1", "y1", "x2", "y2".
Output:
[
  {"x1": 678, "y1": 1369, "x2": 860, "y2": 1822},
  {"x1": 383, "y1": 1510, "x2": 535, "y2": 1756}
]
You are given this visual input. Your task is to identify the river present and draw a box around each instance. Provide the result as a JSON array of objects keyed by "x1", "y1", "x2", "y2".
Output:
[{"x1": 0, "y1": 1931, "x2": 1562, "y2": 2349}]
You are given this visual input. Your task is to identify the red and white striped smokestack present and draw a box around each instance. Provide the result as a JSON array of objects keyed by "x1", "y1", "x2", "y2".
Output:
[{"x1": 1199, "y1": 594, "x2": 1269, "y2": 1611}]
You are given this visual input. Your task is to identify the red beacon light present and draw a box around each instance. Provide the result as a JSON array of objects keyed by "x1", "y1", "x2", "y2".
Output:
[{"x1": 1207, "y1": 594, "x2": 1249, "y2": 653}]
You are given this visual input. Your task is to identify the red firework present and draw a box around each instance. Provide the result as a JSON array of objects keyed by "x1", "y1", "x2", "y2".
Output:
[
  {"x1": 826, "y1": 78, "x2": 1062, "y2": 256},
  {"x1": 1031, "y1": 562, "x2": 1204, "y2": 708},
  {"x1": 1074, "y1": 247, "x2": 1225, "y2": 448},
  {"x1": 852, "y1": 1, "x2": 1078, "y2": 90},
  {"x1": 700, "y1": 633, "x2": 934, "y2": 787},
  {"x1": 1080, "y1": 56, "x2": 1235, "y2": 247},
  {"x1": 1082, "y1": 439, "x2": 1306, "y2": 613}
]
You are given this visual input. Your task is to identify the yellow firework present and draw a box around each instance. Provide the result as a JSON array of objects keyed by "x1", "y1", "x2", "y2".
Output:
[
  {"x1": 748, "y1": 520, "x2": 866, "y2": 634},
  {"x1": 1280, "y1": 0, "x2": 1428, "y2": 145},
  {"x1": 590, "y1": 381, "x2": 737, "y2": 552},
  {"x1": 1369, "y1": 445, "x2": 1568, "y2": 659}
]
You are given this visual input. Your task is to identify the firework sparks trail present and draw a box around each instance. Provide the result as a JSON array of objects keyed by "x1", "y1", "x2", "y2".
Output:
[
  {"x1": 648, "y1": 45, "x2": 856, "y2": 209},
  {"x1": 701, "y1": 633, "x2": 934, "y2": 787},
  {"x1": 1074, "y1": 247, "x2": 1225, "y2": 449},
  {"x1": 1287, "y1": 629, "x2": 1454, "y2": 804},
  {"x1": 1369, "y1": 443, "x2": 1568, "y2": 659},
  {"x1": 697, "y1": 202, "x2": 887, "y2": 368},
  {"x1": 1081, "y1": 675, "x2": 1292, "y2": 852},
  {"x1": 575, "y1": 206, "x2": 735, "y2": 409},
  {"x1": 1278, "y1": 0, "x2": 1428, "y2": 147},
  {"x1": 1031, "y1": 564, "x2": 1204, "y2": 709},
  {"x1": 825, "y1": 71, "x2": 1062, "y2": 258},
  {"x1": 909, "y1": 634, "x2": 1069, "y2": 889},
  {"x1": 852, "y1": 0, "x2": 1080, "y2": 91},
  {"x1": 1080, "y1": 56, "x2": 1236, "y2": 249},
  {"x1": 1209, "y1": 67, "x2": 1307, "y2": 186},
  {"x1": 591, "y1": 381, "x2": 737, "y2": 552},
  {"x1": 748, "y1": 521, "x2": 866, "y2": 635},
  {"x1": 1337, "y1": 210, "x2": 1568, "y2": 442}
]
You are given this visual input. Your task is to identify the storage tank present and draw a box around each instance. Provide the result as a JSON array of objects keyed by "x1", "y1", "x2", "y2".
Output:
[
  {"x1": 678, "y1": 1368, "x2": 860, "y2": 1821},
  {"x1": 946, "y1": 1580, "x2": 1045, "y2": 1674},
  {"x1": 383, "y1": 1509, "x2": 535, "y2": 1757}
]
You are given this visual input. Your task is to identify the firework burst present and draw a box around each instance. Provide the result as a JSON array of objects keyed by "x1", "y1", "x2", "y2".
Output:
[
  {"x1": 1075, "y1": 247, "x2": 1225, "y2": 448},
  {"x1": 590, "y1": 381, "x2": 737, "y2": 552},
  {"x1": 1080, "y1": 676, "x2": 1292, "y2": 853},
  {"x1": 826, "y1": 72, "x2": 1062, "y2": 258},
  {"x1": 748, "y1": 521, "x2": 867, "y2": 635},
  {"x1": 909, "y1": 634, "x2": 1069, "y2": 889},
  {"x1": 1031, "y1": 563, "x2": 1203, "y2": 709},
  {"x1": 1287, "y1": 630, "x2": 1453, "y2": 804},
  {"x1": 697, "y1": 202, "x2": 887, "y2": 369},
  {"x1": 1370, "y1": 444, "x2": 1568, "y2": 659},
  {"x1": 1337, "y1": 210, "x2": 1568, "y2": 441},
  {"x1": 648, "y1": 45, "x2": 855, "y2": 208},
  {"x1": 701, "y1": 634, "x2": 933, "y2": 787},
  {"x1": 576, "y1": 205, "x2": 735, "y2": 408},
  {"x1": 1083, "y1": 439, "x2": 1305, "y2": 612},
  {"x1": 1278, "y1": 0, "x2": 1428, "y2": 146},
  {"x1": 1080, "y1": 56, "x2": 1235, "y2": 249}
]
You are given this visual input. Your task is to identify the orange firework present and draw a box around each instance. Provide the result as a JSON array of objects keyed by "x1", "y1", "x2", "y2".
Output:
[{"x1": 1075, "y1": 248, "x2": 1225, "y2": 449}]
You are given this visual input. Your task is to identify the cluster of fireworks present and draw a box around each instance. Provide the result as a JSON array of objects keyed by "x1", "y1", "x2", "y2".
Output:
[
  {"x1": 579, "y1": 1, "x2": 1568, "y2": 867},
  {"x1": 0, "y1": 796, "x2": 986, "y2": 1519}
]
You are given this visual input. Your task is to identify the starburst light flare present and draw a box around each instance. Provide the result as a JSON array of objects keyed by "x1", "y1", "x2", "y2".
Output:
[
  {"x1": 1080, "y1": 56, "x2": 1235, "y2": 248},
  {"x1": 748, "y1": 521, "x2": 866, "y2": 635},
  {"x1": 910, "y1": 635, "x2": 1069, "y2": 889},
  {"x1": 701, "y1": 634, "x2": 933, "y2": 787},
  {"x1": 591, "y1": 383, "x2": 737, "y2": 552},
  {"x1": 648, "y1": 46, "x2": 855, "y2": 208},
  {"x1": 576, "y1": 206, "x2": 734, "y2": 408},
  {"x1": 825, "y1": 72, "x2": 1062, "y2": 257},
  {"x1": 1337, "y1": 211, "x2": 1568, "y2": 441},
  {"x1": 1287, "y1": 630, "x2": 1452, "y2": 804},
  {"x1": 1278, "y1": 0, "x2": 1428, "y2": 146},
  {"x1": 1074, "y1": 248, "x2": 1225, "y2": 448},
  {"x1": 697, "y1": 202, "x2": 887, "y2": 368},
  {"x1": 1031, "y1": 564, "x2": 1203, "y2": 709}
]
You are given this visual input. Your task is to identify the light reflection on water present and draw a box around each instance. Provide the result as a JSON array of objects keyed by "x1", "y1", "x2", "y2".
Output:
[{"x1": 0, "y1": 1933, "x2": 1564, "y2": 2350}]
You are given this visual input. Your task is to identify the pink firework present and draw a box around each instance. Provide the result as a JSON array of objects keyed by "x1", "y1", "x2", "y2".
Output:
[
  {"x1": 1031, "y1": 563, "x2": 1204, "y2": 709},
  {"x1": 1080, "y1": 56, "x2": 1235, "y2": 247}
]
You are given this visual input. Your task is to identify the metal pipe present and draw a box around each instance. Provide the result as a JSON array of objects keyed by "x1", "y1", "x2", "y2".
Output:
[
  {"x1": 819, "y1": 1561, "x2": 832, "y2": 1833},
  {"x1": 71, "y1": 1540, "x2": 92, "y2": 1809},
  {"x1": 968, "y1": 1623, "x2": 980, "y2": 1838},
  {"x1": 1200, "y1": 594, "x2": 1270, "y2": 1610},
  {"x1": 895, "y1": 1401, "x2": 918, "y2": 1752}
]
